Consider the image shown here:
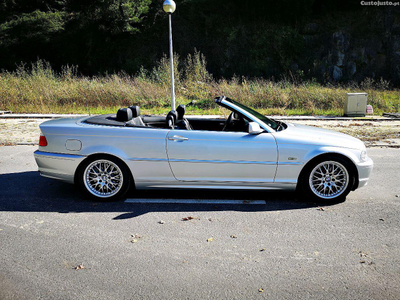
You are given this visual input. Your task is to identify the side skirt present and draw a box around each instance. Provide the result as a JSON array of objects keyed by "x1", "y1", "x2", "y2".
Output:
[{"x1": 134, "y1": 181, "x2": 297, "y2": 191}]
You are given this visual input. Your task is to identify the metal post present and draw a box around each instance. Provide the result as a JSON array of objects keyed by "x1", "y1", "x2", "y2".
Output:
[{"x1": 168, "y1": 13, "x2": 175, "y2": 111}]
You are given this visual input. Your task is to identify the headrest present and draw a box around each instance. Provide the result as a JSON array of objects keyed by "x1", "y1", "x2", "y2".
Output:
[
  {"x1": 176, "y1": 104, "x2": 186, "y2": 120},
  {"x1": 116, "y1": 108, "x2": 133, "y2": 122},
  {"x1": 129, "y1": 105, "x2": 140, "y2": 118},
  {"x1": 166, "y1": 110, "x2": 178, "y2": 127}
]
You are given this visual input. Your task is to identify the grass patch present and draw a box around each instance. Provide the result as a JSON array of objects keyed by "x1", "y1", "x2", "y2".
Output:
[{"x1": 0, "y1": 57, "x2": 399, "y2": 116}]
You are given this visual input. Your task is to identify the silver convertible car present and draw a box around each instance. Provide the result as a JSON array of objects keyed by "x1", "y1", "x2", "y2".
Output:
[{"x1": 34, "y1": 96, "x2": 373, "y2": 203}]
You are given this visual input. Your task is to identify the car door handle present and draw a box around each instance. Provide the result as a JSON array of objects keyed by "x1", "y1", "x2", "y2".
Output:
[{"x1": 168, "y1": 135, "x2": 189, "y2": 142}]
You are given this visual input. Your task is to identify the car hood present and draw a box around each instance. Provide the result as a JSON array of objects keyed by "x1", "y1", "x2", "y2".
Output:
[{"x1": 273, "y1": 122, "x2": 365, "y2": 150}]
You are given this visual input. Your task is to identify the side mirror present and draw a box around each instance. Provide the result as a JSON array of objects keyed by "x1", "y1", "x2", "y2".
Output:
[{"x1": 248, "y1": 122, "x2": 263, "y2": 134}]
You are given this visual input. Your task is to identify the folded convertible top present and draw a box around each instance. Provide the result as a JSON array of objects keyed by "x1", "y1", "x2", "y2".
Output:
[{"x1": 84, "y1": 114, "x2": 126, "y2": 127}]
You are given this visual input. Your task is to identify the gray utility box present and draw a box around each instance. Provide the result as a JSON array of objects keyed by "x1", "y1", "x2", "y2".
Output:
[{"x1": 344, "y1": 93, "x2": 367, "y2": 117}]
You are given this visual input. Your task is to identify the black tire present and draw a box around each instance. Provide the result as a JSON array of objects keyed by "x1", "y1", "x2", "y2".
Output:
[
  {"x1": 298, "y1": 155, "x2": 354, "y2": 204},
  {"x1": 76, "y1": 155, "x2": 131, "y2": 201}
]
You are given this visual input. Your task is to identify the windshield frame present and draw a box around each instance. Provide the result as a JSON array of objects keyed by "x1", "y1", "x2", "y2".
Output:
[{"x1": 216, "y1": 96, "x2": 279, "y2": 132}]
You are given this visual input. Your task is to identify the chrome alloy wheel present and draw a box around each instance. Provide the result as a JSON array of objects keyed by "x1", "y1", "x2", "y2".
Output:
[
  {"x1": 83, "y1": 159, "x2": 123, "y2": 198},
  {"x1": 309, "y1": 161, "x2": 349, "y2": 199}
]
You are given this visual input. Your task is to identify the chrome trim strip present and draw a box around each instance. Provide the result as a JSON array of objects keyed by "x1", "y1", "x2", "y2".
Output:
[
  {"x1": 129, "y1": 157, "x2": 305, "y2": 169},
  {"x1": 129, "y1": 157, "x2": 303, "y2": 166},
  {"x1": 277, "y1": 162, "x2": 303, "y2": 165},
  {"x1": 34, "y1": 150, "x2": 85, "y2": 160},
  {"x1": 130, "y1": 157, "x2": 276, "y2": 165},
  {"x1": 129, "y1": 158, "x2": 168, "y2": 162},
  {"x1": 129, "y1": 157, "x2": 303, "y2": 165},
  {"x1": 169, "y1": 158, "x2": 276, "y2": 165}
]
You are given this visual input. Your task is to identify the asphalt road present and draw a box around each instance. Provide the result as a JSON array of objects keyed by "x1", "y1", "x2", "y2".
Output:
[{"x1": 0, "y1": 146, "x2": 399, "y2": 300}]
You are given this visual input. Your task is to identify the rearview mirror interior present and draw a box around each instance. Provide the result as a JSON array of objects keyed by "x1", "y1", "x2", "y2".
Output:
[{"x1": 248, "y1": 122, "x2": 263, "y2": 134}]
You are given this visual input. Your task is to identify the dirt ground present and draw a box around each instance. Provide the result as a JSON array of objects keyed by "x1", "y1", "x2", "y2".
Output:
[
  {"x1": 1, "y1": 117, "x2": 400, "y2": 147},
  {"x1": 291, "y1": 119, "x2": 400, "y2": 147},
  {"x1": 0, "y1": 119, "x2": 43, "y2": 145}
]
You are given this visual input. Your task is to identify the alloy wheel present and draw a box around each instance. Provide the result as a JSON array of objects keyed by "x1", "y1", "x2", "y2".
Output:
[
  {"x1": 309, "y1": 160, "x2": 349, "y2": 200},
  {"x1": 83, "y1": 159, "x2": 124, "y2": 198}
]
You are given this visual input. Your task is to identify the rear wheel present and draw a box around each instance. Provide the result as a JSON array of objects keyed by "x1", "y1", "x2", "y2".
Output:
[
  {"x1": 77, "y1": 156, "x2": 131, "y2": 201},
  {"x1": 300, "y1": 156, "x2": 354, "y2": 203}
]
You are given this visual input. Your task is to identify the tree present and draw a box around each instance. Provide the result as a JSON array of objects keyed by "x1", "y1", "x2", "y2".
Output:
[
  {"x1": 65, "y1": 0, "x2": 151, "y2": 34},
  {"x1": 0, "y1": 0, "x2": 152, "y2": 72}
]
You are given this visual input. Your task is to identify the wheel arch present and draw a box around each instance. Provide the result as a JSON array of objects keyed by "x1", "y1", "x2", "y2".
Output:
[{"x1": 297, "y1": 152, "x2": 359, "y2": 191}]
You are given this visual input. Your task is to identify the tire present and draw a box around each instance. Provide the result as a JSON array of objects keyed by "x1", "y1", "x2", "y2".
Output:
[
  {"x1": 299, "y1": 155, "x2": 354, "y2": 204},
  {"x1": 76, "y1": 155, "x2": 131, "y2": 201}
]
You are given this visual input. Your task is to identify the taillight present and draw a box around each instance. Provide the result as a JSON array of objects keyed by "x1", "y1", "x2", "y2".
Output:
[{"x1": 39, "y1": 134, "x2": 48, "y2": 147}]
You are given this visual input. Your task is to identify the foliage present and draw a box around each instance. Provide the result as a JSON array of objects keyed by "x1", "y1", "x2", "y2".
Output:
[
  {"x1": 0, "y1": 0, "x2": 153, "y2": 72},
  {"x1": 184, "y1": 49, "x2": 212, "y2": 84},
  {"x1": 1, "y1": 57, "x2": 399, "y2": 116},
  {"x1": 0, "y1": 10, "x2": 66, "y2": 45},
  {"x1": 0, "y1": 0, "x2": 386, "y2": 79},
  {"x1": 149, "y1": 53, "x2": 181, "y2": 87},
  {"x1": 65, "y1": 0, "x2": 151, "y2": 34}
]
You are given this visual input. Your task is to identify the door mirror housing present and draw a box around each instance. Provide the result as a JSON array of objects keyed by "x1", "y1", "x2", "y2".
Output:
[{"x1": 248, "y1": 122, "x2": 263, "y2": 134}]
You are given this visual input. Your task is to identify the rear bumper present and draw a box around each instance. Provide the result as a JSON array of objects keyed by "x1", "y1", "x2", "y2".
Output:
[
  {"x1": 34, "y1": 150, "x2": 86, "y2": 184},
  {"x1": 355, "y1": 157, "x2": 374, "y2": 189}
]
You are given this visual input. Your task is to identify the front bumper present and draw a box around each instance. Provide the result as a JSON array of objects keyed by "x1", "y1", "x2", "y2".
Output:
[
  {"x1": 355, "y1": 156, "x2": 374, "y2": 189},
  {"x1": 34, "y1": 150, "x2": 86, "y2": 184}
]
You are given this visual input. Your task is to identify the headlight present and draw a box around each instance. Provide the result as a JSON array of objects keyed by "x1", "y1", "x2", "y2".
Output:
[{"x1": 360, "y1": 150, "x2": 367, "y2": 162}]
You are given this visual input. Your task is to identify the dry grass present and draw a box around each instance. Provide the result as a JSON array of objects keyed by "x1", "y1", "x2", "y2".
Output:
[{"x1": 0, "y1": 57, "x2": 399, "y2": 116}]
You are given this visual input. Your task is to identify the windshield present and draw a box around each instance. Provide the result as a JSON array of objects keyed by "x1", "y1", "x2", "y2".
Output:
[{"x1": 225, "y1": 98, "x2": 280, "y2": 130}]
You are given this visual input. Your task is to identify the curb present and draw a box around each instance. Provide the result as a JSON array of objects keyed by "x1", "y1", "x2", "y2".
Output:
[{"x1": 0, "y1": 114, "x2": 85, "y2": 119}]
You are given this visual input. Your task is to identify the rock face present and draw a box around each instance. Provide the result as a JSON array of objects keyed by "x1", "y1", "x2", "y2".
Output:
[
  {"x1": 301, "y1": 10, "x2": 400, "y2": 85},
  {"x1": 348, "y1": 61, "x2": 357, "y2": 77},
  {"x1": 333, "y1": 66, "x2": 343, "y2": 81}
]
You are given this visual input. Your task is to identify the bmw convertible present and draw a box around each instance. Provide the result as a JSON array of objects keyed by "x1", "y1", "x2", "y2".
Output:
[{"x1": 34, "y1": 96, "x2": 373, "y2": 203}]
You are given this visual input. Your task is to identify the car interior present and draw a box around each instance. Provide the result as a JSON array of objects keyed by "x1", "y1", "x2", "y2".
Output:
[{"x1": 84, "y1": 104, "x2": 252, "y2": 133}]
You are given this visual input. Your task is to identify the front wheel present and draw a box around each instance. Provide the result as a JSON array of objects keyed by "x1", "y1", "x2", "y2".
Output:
[
  {"x1": 77, "y1": 156, "x2": 131, "y2": 201},
  {"x1": 299, "y1": 156, "x2": 354, "y2": 203}
]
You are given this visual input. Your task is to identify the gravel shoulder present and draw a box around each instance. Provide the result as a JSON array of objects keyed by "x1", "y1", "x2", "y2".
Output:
[
  {"x1": 292, "y1": 119, "x2": 400, "y2": 147},
  {"x1": 1, "y1": 116, "x2": 400, "y2": 147},
  {"x1": 0, "y1": 119, "x2": 43, "y2": 145}
]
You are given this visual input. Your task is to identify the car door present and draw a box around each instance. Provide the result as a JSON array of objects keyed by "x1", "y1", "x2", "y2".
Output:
[
  {"x1": 166, "y1": 129, "x2": 278, "y2": 184},
  {"x1": 79, "y1": 126, "x2": 176, "y2": 186}
]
